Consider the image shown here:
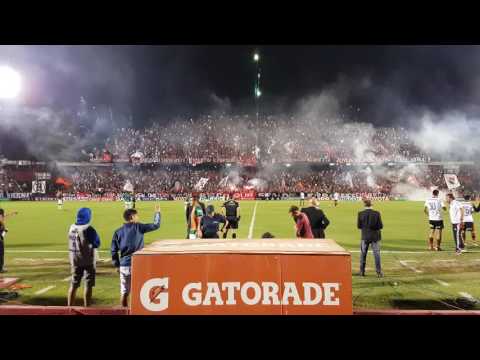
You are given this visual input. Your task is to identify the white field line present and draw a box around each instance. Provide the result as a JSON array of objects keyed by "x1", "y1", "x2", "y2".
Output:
[
  {"x1": 34, "y1": 285, "x2": 56, "y2": 295},
  {"x1": 62, "y1": 276, "x2": 71, "y2": 282},
  {"x1": 399, "y1": 260, "x2": 423, "y2": 273},
  {"x1": 247, "y1": 201, "x2": 258, "y2": 240},
  {"x1": 433, "y1": 279, "x2": 450, "y2": 287},
  {"x1": 459, "y1": 292, "x2": 478, "y2": 302},
  {"x1": 13, "y1": 258, "x2": 36, "y2": 261},
  {"x1": 433, "y1": 259, "x2": 457, "y2": 262}
]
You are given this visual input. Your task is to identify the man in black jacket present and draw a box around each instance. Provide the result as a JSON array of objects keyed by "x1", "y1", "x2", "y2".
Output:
[
  {"x1": 301, "y1": 198, "x2": 330, "y2": 238},
  {"x1": 357, "y1": 199, "x2": 384, "y2": 277}
]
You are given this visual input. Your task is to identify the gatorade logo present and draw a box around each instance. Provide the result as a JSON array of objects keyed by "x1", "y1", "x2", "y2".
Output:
[
  {"x1": 140, "y1": 278, "x2": 169, "y2": 311},
  {"x1": 140, "y1": 279, "x2": 341, "y2": 311}
]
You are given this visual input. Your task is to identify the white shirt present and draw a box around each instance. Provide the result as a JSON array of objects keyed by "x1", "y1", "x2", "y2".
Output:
[
  {"x1": 424, "y1": 197, "x2": 444, "y2": 221},
  {"x1": 463, "y1": 202, "x2": 475, "y2": 223},
  {"x1": 449, "y1": 200, "x2": 463, "y2": 224},
  {"x1": 300, "y1": 192, "x2": 305, "y2": 199},
  {"x1": 334, "y1": 193, "x2": 339, "y2": 200}
]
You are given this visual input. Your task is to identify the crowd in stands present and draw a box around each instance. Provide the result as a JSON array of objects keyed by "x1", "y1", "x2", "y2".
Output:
[
  {"x1": 42, "y1": 164, "x2": 480, "y2": 196},
  {"x1": 99, "y1": 115, "x2": 431, "y2": 166}
]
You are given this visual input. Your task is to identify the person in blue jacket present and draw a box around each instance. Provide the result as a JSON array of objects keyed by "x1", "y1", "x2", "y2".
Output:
[
  {"x1": 67, "y1": 208, "x2": 100, "y2": 307},
  {"x1": 111, "y1": 204, "x2": 161, "y2": 307}
]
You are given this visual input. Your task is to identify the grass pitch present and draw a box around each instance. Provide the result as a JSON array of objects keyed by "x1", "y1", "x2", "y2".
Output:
[{"x1": 1, "y1": 199, "x2": 480, "y2": 310}]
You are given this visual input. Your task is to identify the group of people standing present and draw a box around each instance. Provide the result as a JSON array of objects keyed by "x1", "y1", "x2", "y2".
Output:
[
  {"x1": 289, "y1": 197, "x2": 330, "y2": 239},
  {"x1": 67, "y1": 205, "x2": 161, "y2": 307},
  {"x1": 424, "y1": 189, "x2": 480, "y2": 255},
  {"x1": 185, "y1": 193, "x2": 241, "y2": 240},
  {"x1": 289, "y1": 197, "x2": 384, "y2": 278}
]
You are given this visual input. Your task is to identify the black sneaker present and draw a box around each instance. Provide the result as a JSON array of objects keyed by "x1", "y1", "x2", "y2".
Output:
[
  {"x1": 356, "y1": 272, "x2": 365, "y2": 277},
  {"x1": 377, "y1": 272, "x2": 384, "y2": 278},
  {"x1": 0, "y1": 269, "x2": 6, "y2": 273}
]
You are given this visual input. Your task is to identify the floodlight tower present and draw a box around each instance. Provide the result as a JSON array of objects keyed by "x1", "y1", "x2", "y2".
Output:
[
  {"x1": 253, "y1": 51, "x2": 261, "y2": 160},
  {"x1": 253, "y1": 51, "x2": 261, "y2": 125}
]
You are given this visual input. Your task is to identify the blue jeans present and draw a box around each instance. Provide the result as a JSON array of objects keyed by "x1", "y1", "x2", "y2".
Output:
[{"x1": 360, "y1": 240, "x2": 382, "y2": 274}]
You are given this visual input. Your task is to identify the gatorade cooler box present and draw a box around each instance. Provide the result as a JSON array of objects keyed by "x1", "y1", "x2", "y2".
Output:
[{"x1": 130, "y1": 238, "x2": 352, "y2": 315}]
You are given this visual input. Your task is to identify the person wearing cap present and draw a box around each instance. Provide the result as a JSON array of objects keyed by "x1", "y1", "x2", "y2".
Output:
[
  {"x1": 357, "y1": 199, "x2": 384, "y2": 277},
  {"x1": 0, "y1": 208, "x2": 18, "y2": 273},
  {"x1": 67, "y1": 208, "x2": 101, "y2": 306},
  {"x1": 289, "y1": 205, "x2": 314, "y2": 239},
  {"x1": 200, "y1": 205, "x2": 228, "y2": 239}
]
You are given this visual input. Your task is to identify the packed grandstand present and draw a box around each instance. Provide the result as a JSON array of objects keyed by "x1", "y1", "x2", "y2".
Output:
[{"x1": 1, "y1": 113, "x2": 479, "y2": 201}]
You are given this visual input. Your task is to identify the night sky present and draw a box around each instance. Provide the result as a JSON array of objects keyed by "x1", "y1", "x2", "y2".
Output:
[{"x1": 2, "y1": 45, "x2": 480, "y2": 126}]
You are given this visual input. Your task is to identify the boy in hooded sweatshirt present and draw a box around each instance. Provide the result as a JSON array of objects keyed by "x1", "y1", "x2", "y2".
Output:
[{"x1": 67, "y1": 208, "x2": 100, "y2": 307}]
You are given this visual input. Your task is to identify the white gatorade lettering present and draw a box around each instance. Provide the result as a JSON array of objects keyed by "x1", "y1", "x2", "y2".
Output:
[
  {"x1": 240, "y1": 282, "x2": 262, "y2": 305},
  {"x1": 183, "y1": 282, "x2": 202, "y2": 306},
  {"x1": 302, "y1": 282, "x2": 323, "y2": 305},
  {"x1": 323, "y1": 283, "x2": 340, "y2": 305},
  {"x1": 261, "y1": 282, "x2": 281, "y2": 305},
  {"x1": 221, "y1": 282, "x2": 241, "y2": 305},
  {"x1": 202, "y1": 282, "x2": 224, "y2": 305},
  {"x1": 282, "y1": 282, "x2": 302, "y2": 305}
]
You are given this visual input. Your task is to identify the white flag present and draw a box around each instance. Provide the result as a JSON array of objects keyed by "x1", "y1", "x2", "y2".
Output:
[
  {"x1": 123, "y1": 180, "x2": 134, "y2": 192},
  {"x1": 444, "y1": 174, "x2": 461, "y2": 190},
  {"x1": 344, "y1": 172, "x2": 353, "y2": 188},
  {"x1": 194, "y1": 177, "x2": 209, "y2": 191},
  {"x1": 32, "y1": 181, "x2": 46, "y2": 194},
  {"x1": 218, "y1": 176, "x2": 229, "y2": 188}
]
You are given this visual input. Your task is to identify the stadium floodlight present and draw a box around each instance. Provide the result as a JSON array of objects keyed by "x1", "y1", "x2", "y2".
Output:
[
  {"x1": 0, "y1": 66, "x2": 21, "y2": 99},
  {"x1": 253, "y1": 53, "x2": 260, "y2": 62}
]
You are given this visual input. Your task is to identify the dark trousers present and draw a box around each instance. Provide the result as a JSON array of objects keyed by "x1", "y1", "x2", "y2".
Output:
[
  {"x1": 360, "y1": 240, "x2": 382, "y2": 274},
  {"x1": 452, "y1": 224, "x2": 464, "y2": 251},
  {"x1": 0, "y1": 239, "x2": 4, "y2": 271},
  {"x1": 202, "y1": 233, "x2": 219, "y2": 239},
  {"x1": 312, "y1": 228, "x2": 325, "y2": 239}
]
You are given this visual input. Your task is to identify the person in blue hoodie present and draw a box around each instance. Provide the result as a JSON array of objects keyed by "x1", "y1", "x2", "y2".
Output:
[
  {"x1": 111, "y1": 204, "x2": 161, "y2": 307},
  {"x1": 67, "y1": 208, "x2": 100, "y2": 307}
]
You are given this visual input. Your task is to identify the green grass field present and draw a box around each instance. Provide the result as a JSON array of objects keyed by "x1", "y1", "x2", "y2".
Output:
[{"x1": 1, "y1": 199, "x2": 480, "y2": 310}]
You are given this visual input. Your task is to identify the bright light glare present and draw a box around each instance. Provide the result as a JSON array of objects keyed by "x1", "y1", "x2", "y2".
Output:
[
  {"x1": 253, "y1": 53, "x2": 260, "y2": 62},
  {"x1": 0, "y1": 66, "x2": 22, "y2": 99}
]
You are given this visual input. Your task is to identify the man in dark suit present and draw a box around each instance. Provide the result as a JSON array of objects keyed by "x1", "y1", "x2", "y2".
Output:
[
  {"x1": 357, "y1": 199, "x2": 384, "y2": 277},
  {"x1": 301, "y1": 198, "x2": 330, "y2": 239}
]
